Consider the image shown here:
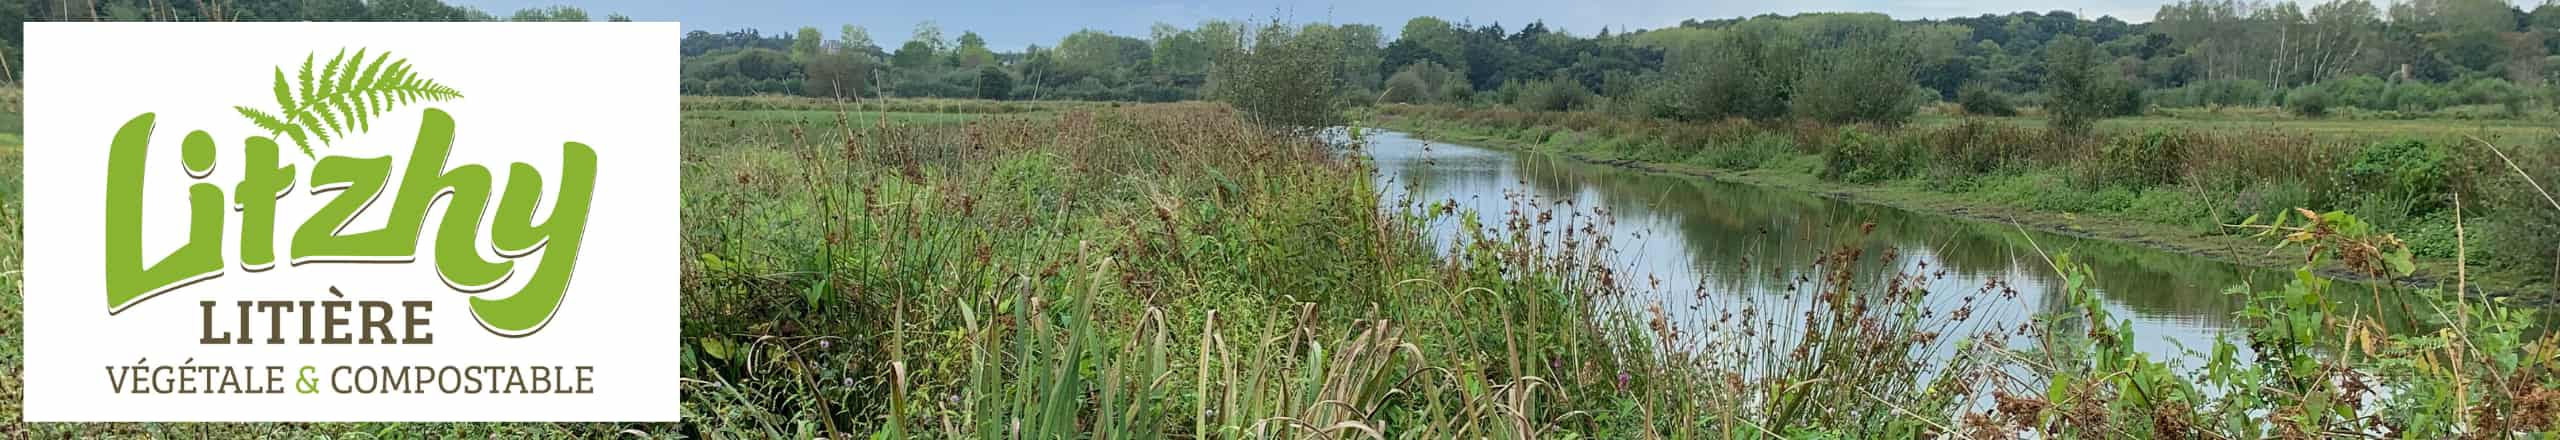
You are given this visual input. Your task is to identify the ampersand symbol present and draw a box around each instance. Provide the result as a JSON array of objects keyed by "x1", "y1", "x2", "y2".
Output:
[{"x1": 295, "y1": 366, "x2": 319, "y2": 394}]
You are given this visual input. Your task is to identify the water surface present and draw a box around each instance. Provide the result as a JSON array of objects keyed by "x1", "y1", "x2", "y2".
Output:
[{"x1": 1360, "y1": 129, "x2": 2297, "y2": 366}]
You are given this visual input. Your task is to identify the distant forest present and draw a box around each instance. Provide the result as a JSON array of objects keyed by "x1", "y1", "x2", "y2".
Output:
[{"x1": 13, "y1": 0, "x2": 2560, "y2": 120}]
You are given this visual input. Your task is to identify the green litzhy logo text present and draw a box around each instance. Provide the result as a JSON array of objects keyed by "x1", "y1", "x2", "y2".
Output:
[{"x1": 101, "y1": 49, "x2": 597, "y2": 337}]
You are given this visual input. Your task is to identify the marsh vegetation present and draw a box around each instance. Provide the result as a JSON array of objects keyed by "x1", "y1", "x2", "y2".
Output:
[{"x1": 4, "y1": 0, "x2": 2560, "y2": 436}]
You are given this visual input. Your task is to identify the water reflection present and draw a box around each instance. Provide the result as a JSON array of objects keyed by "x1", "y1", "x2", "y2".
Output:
[{"x1": 1361, "y1": 130, "x2": 2288, "y2": 365}]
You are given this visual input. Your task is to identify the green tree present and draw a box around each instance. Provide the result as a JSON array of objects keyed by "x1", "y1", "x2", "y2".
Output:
[
  {"x1": 2044, "y1": 35, "x2": 2108, "y2": 135},
  {"x1": 1150, "y1": 23, "x2": 1212, "y2": 75},
  {"x1": 954, "y1": 31, "x2": 996, "y2": 68},
  {"x1": 975, "y1": 65, "x2": 1014, "y2": 99},
  {"x1": 1381, "y1": 60, "x2": 1459, "y2": 104},
  {"x1": 1210, "y1": 20, "x2": 1345, "y2": 132},
  {"x1": 1957, "y1": 82, "x2": 2018, "y2": 116},
  {"x1": 840, "y1": 25, "x2": 878, "y2": 57},
  {"x1": 2440, "y1": 29, "x2": 2506, "y2": 73},
  {"x1": 892, "y1": 40, "x2": 938, "y2": 70},
  {"x1": 1664, "y1": 23, "x2": 1798, "y2": 121},
  {"x1": 1056, "y1": 30, "x2": 1152, "y2": 85},
  {"x1": 1397, "y1": 17, "x2": 1468, "y2": 72},
  {"x1": 803, "y1": 52, "x2": 875, "y2": 99},
  {"x1": 508, "y1": 5, "x2": 586, "y2": 21},
  {"x1": 911, "y1": 21, "x2": 949, "y2": 56},
  {"x1": 1792, "y1": 41, "x2": 1920, "y2": 124},
  {"x1": 367, "y1": 0, "x2": 480, "y2": 20},
  {"x1": 793, "y1": 27, "x2": 825, "y2": 62}
]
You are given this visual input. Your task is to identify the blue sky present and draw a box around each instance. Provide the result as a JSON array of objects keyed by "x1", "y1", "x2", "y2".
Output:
[{"x1": 441, "y1": 0, "x2": 2312, "y2": 49}]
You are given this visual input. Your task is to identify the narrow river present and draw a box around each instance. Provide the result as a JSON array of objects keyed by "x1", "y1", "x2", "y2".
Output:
[{"x1": 1360, "y1": 129, "x2": 2303, "y2": 366}]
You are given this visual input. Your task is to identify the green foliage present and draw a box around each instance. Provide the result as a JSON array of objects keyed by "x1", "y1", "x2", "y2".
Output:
[
  {"x1": 1208, "y1": 20, "x2": 1346, "y2": 131},
  {"x1": 1790, "y1": 42, "x2": 1921, "y2": 125},
  {"x1": 234, "y1": 49, "x2": 461, "y2": 158},
  {"x1": 790, "y1": 26, "x2": 823, "y2": 61},
  {"x1": 1506, "y1": 77, "x2": 1595, "y2": 112},
  {"x1": 1659, "y1": 23, "x2": 1797, "y2": 121},
  {"x1": 2088, "y1": 130, "x2": 2191, "y2": 188},
  {"x1": 972, "y1": 66, "x2": 1012, "y2": 100},
  {"x1": 2285, "y1": 83, "x2": 2333, "y2": 117},
  {"x1": 1818, "y1": 127, "x2": 1921, "y2": 183},
  {"x1": 1380, "y1": 69, "x2": 1432, "y2": 104},
  {"x1": 1956, "y1": 82, "x2": 2018, "y2": 116},
  {"x1": 2479, "y1": 151, "x2": 2558, "y2": 276},
  {"x1": 799, "y1": 52, "x2": 874, "y2": 99},
  {"x1": 2146, "y1": 79, "x2": 2271, "y2": 108},
  {"x1": 2042, "y1": 35, "x2": 2108, "y2": 135},
  {"x1": 2342, "y1": 139, "x2": 2455, "y2": 216}
]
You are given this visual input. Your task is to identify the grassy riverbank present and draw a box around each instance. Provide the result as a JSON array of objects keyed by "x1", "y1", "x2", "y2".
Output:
[
  {"x1": 1370, "y1": 104, "x2": 2560, "y2": 299},
  {"x1": 2, "y1": 96, "x2": 2553, "y2": 438}
]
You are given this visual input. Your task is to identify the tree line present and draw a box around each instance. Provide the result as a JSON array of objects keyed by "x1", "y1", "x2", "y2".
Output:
[{"x1": 17, "y1": 0, "x2": 2560, "y2": 126}]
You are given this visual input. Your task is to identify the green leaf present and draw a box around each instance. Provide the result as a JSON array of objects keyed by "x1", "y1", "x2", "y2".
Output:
[
  {"x1": 314, "y1": 49, "x2": 348, "y2": 140},
  {"x1": 234, "y1": 106, "x2": 291, "y2": 133},
  {"x1": 236, "y1": 49, "x2": 462, "y2": 156},
  {"x1": 295, "y1": 54, "x2": 317, "y2": 122},
  {"x1": 2385, "y1": 245, "x2": 2416, "y2": 277},
  {"x1": 280, "y1": 122, "x2": 313, "y2": 158},
  {"x1": 804, "y1": 279, "x2": 827, "y2": 310},
  {"x1": 342, "y1": 48, "x2": 370, "y2": 133},
  {"x1": 270, "y1": 67, "x2": 297, "y2": 124},
  {"x1": 699, "y1": 336, "x2": 732, "y2": 361}
]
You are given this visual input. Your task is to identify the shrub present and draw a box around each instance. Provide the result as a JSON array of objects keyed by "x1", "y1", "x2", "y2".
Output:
[
  {"x1": 2089, "y1": 130, "x2": 2190, "y2": 188},
  {"x1": 1700, "y1": 132, "x2": 1796, "y2": 170},
  {"x1": 1381, "y1": 70, "x2": 1431, "y2": 104},
  {"x1": 2145, "y1": 79, "x2": 2270, "y2": 108},
  {"x1": 1790, "y1": 43, "x2": 1920, "y2": 125},
  {"x1": 1209, "y1": 21, "x2": 1345, "y2": 131},
  {"x1": 2285, "y1": 85, "x2": 2332, "y2": 117},
  {"x1": 1956, "y1": 83, "x2": 2018, "y2": 116},
  {"x1": 2476, "y1": 149, "x2": 2558, "y2": 276},
  {"x1": 2340, "y1": 139, "x2": 2453, "y2": 216},
  {"x1": 1661, "y1": 27, "x2": 1792, "y2": 121},
  {"x1": 1510, "y1": 78, "x2": 1596, "y2": 112},
  {"x1": 2043, "y1": 35, "x2": 2108, "y2": 135},
  {"x1": 2323, "y1": 75, "x2": 2390, "y2": 109},
  {"x1": 1819, "y1": 127, "x2": 1920, "y2": 183},
  {"x1": 2453, "y1": 77, "x2": 2528, "y2": 116},
  {"x1": 2383, "y1": 82, "x2": 2453, "y2": 112},
  {"x1": 1924, "y1": 118, "x2": 2030, "y2": 176}
]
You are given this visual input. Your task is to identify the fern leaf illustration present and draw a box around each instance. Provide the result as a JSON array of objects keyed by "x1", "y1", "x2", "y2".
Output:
[
  {"x1": 335, "y1": 49, "x2": 364, "y2": 134},
  {"x1": 234, "y1": 106, "x2": 312, "y2": 157},
  {"x1": 294, "y1": 55, "x2": 333, "y2": 149},
  {"x1": 237, "y1": 49, "x2": 461, "y2": 158},
  {"x1": 353, "y1": 51, "x2": 388, "y2": 131},
  {"x1": 313, "y1": 50, "x2": 347, "y2": 141},
  {"x1": 271, "y1": 67, "x2": 296, "y2": 120}
]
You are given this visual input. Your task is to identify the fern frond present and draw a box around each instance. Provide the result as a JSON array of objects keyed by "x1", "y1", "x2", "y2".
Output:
[
  {"x1": 235, "y1": 106, "x2": 289, "y2": 133},
  {"x1": 313, "y1": 49, "x2": 347, "y2": 141},
  {"x1": 237, "y1": 48, "x2": 461, "y2": 158},
  {"x1": 265, "y1": 67, "x2": 315, "y2": 157},
  {"x1": 235, "y1": 106, "x2": 312, "y2": 157},
  {"x1": 354, "y1": 51, "x2": 388, "y2": 131},
  {"x1": 335, "y1": 49, "x2": 363, "y2": 134},
  {"x1": 294, "y1": 54, "x2": 319, "y2": 146},
  {"x1": 270, "y1": 67, "x2": 296, "y2": 121}
]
